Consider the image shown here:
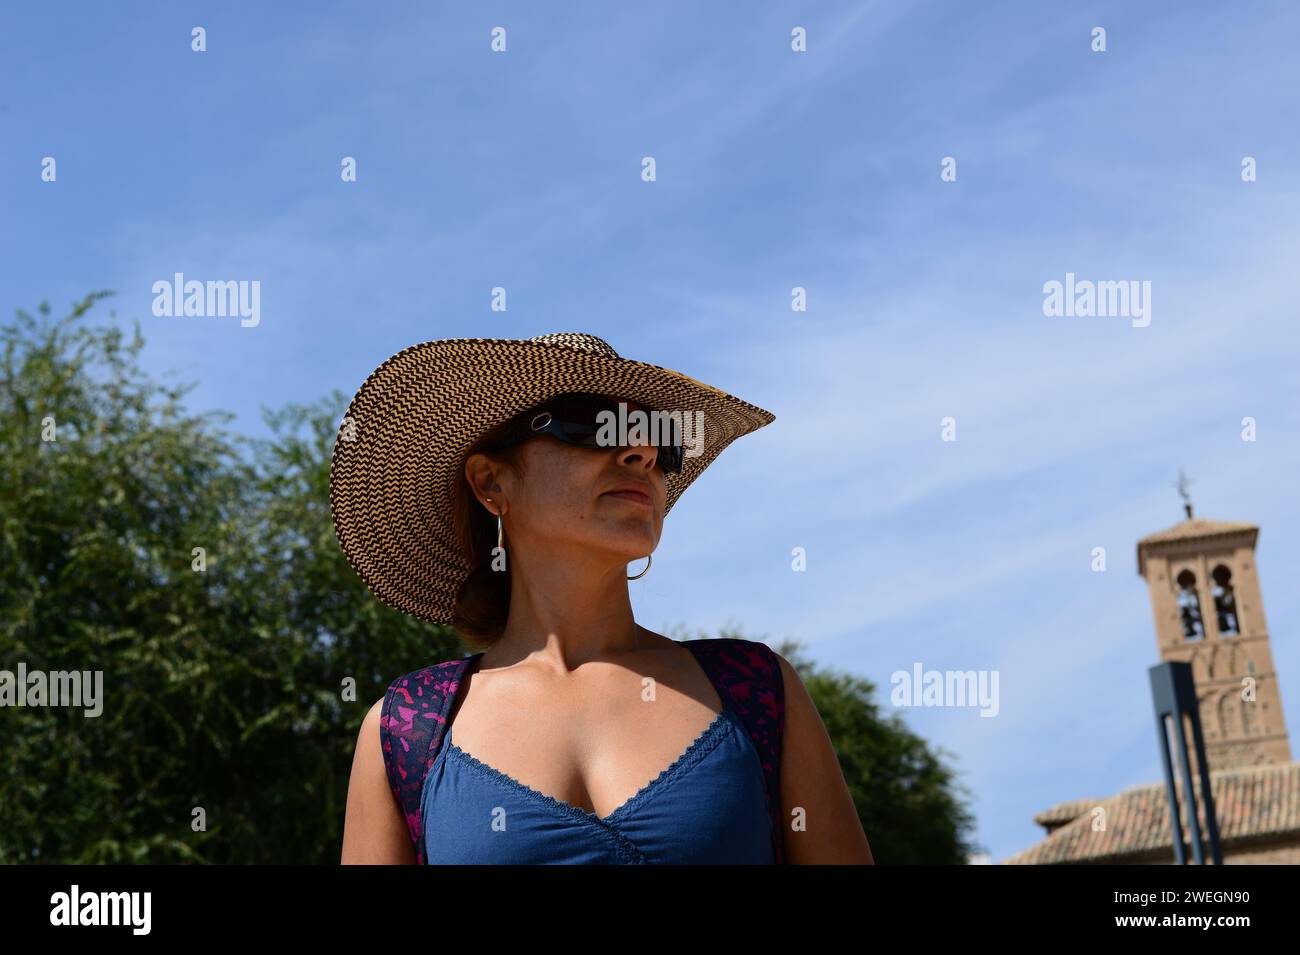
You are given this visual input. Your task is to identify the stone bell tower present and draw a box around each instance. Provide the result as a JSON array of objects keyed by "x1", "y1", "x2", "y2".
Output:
[{"x1": 1136, "y1": 481, "x2": 1291, "y2": 772}]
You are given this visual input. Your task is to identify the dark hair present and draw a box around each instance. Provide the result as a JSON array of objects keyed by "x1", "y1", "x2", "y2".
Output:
[{"x1": 449, "y1": 417, "x2": 530, "y2": 648}]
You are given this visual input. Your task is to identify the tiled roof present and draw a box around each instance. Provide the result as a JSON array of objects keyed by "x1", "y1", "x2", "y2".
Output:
[
  {"x1": 1136, "y1": 517, "x2": 1258, "y2": 575},
  {"x1": 1003, "y1": 761, "x2": 1300, "y2": 864}
]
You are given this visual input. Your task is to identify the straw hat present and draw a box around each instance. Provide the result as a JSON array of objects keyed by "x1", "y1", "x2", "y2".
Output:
[{"x1": 328, "y1": 332, "x2": 776, "y2": 623}]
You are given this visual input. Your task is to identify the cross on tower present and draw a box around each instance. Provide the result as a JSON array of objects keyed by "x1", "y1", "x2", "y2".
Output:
[{"x1": 1174, "y1": 469, "x2": 1194, "y2": 519}]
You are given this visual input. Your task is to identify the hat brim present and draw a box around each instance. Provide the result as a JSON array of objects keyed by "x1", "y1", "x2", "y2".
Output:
[{"x1": 328, "y1": 337, "x2": 775, "y2": 624}]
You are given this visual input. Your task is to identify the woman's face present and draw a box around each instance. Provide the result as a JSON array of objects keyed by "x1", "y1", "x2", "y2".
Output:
[{"x1": 469, "y1": 398, "x2": 667, "y2": 565}]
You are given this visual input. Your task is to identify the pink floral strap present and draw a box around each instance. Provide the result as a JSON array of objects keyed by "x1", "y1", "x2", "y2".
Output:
[
  {"x1": 683, "y1": 637, "x2": 787, "y2": 864},
  {"x1": 379, "y1": 656, "x2": 473, "y2": 864}
]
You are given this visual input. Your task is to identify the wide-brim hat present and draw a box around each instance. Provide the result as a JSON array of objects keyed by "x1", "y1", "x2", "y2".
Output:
[{"x1": 328, "y1": 332, "x2": 776, "y2": 624}]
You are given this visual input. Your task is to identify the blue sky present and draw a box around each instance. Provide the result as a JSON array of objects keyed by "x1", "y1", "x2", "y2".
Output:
[{"x1": 5, "y1": 1, "x2": 1300, "y2": 863}]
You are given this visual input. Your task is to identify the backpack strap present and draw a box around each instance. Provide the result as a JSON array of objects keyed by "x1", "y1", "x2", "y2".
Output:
[
  {"x1": 379, "y1": 654, "x2": 479, "y2": 864},
  {"x1": 683, "y1": 637, "x2": 787, "y2": 864}
]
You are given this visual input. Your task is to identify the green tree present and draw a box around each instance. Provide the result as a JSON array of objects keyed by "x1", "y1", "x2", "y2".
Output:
[{"x1": 0, "y1": 295, "x2": 461, "y2": 863}]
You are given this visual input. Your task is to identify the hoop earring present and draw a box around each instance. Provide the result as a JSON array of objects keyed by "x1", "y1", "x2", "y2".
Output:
[
  {"x1": 627, "y1": 554, "x2": 652, "y2": 580},
  {"x1": 486, "y1": 497, "x2": 505, "y2": 560}
]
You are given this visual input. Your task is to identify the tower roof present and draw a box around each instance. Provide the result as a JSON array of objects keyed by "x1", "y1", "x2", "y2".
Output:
[{"x1": 1136, "y1": 517, "x2": 1258, "y2": 576}]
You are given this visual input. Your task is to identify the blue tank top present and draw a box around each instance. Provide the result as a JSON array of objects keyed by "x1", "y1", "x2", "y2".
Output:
[{"x1": 420, "y1": 700, "x2": 775, "y2": 864}]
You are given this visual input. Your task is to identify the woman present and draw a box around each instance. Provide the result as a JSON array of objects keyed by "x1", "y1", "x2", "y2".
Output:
[{"x1": 335, "y1": 332, "x2": 873, "y2": 864}]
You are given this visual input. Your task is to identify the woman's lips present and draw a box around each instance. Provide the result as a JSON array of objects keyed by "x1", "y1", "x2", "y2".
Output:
[{"x1": 604, "y1": 490, "x2": 652, "y2": 507}]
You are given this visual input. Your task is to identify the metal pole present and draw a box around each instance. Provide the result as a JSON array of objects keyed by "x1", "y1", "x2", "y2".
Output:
[
  {"x1": 1154, "y1": 711, "x2": 1186, "y2": 864},
  {"x1": 1149, "y1": 662, "x2": 1222, "y2": 864}
]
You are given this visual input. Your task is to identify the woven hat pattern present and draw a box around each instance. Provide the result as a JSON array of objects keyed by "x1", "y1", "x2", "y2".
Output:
[{"x1": 329, "y1": 332, "x2": 775, "y2": 623}]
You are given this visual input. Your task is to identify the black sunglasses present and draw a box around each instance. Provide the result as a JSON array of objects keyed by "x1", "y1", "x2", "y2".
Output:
[{"x1": 483, "y1": 392, "x2": 685, "y2": 473}]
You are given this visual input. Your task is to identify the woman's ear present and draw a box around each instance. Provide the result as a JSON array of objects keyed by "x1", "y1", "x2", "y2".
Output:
[{"x1": 464, "y1": 452, "x2": 504, "y2": 512}]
